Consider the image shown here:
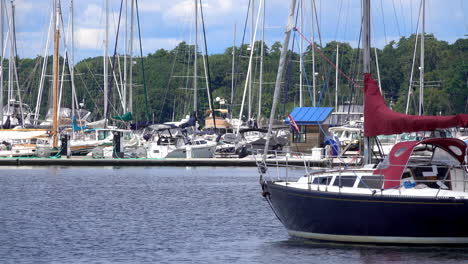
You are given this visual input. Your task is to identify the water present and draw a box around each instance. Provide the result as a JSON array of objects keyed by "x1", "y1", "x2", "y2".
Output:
[{"x1": 0, "y1": 166, "x2": 467, "y2": 264}]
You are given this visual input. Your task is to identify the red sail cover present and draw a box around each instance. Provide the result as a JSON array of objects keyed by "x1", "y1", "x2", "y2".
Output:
[{"x1": 364, "y1": 73, "x2": 468, "y2": 137}]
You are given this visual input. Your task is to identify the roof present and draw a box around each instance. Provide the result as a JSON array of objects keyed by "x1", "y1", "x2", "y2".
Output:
[{"x1": 285, "y1": 107, "x2": 334, "y2": 125}]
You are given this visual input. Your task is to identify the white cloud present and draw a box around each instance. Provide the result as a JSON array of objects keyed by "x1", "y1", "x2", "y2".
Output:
[
  {"x1": 137, "y1": 1, "x2": 161, "y2": 12},
  {"x1": 76, "y1": 28, "x2": 104, "y2": 50}
]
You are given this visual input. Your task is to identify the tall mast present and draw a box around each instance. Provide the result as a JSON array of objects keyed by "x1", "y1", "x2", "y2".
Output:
[
  {"x1": 310, "y1": 0, "x2": 316, "y2": 106},
  {"x1": 129, "y1": 0, "x2": 134, "y2": 113},
  {"x1": 7, "y1": 0, "x2": 12, "y2": 116},
  {"x1": 257, "y1": 0, "x2": 265, "y2": 121},
  {"x1": 0, "y1": 0, "x2": 3, "y2": 127},
  {"x1": 103, "y1": 0, "x2": 109, "y2": 125},
  {"x1": 263, "y1": 0, "x2": 296, "y2": 158},
  {"x1": 299, "y1": 0, "x2": 303, "y2": 107},
  {"x1": 335, "y1": 43, "x2": 339, "y2": 110},
  {"x1": 230, "y1": 23, "x2": 236, "y2": 116},
  {"x1": 52, "y1": 0, "x2": 60, "y2": 148},
  {"x1": 248, "y1": 0, "x2": 254, "y2": 120},
  {"x1": 70, "y1": 0, "x2": 76, "y2": 127},
  {"x1": 419, "y1": 0, "x2": 425, "y2": 116},
  {"x1": 193, "y1": 0, "x2": 198, "y2": 115},
  {"x1": 123, "y1": 0, "x2": 127, "y2": 112},
  {"x1": 363, "y1": 0, "x2": 371, "y2": 164}
]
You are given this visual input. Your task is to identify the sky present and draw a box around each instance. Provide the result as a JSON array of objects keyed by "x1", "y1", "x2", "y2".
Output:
[{"x1": 5, "y1": 0, "x2": 467, "y2": 62}]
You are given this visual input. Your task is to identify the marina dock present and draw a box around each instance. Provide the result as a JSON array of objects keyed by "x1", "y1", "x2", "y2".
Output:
[{"x1": 0, "y1": 156, "x2": 346, "y2": 167}]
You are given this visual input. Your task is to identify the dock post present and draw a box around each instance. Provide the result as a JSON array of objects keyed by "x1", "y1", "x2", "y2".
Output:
[{"x1": 112, "y1": 131, "x2": 124, "y2": 158}]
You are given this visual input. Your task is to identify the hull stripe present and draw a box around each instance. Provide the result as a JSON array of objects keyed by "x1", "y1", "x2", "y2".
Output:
[{"x1": 288, "y1": 230, "x2": 468, "y2": 244}]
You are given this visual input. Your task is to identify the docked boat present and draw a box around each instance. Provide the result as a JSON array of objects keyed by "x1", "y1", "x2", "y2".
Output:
[
  {"x1": 259, "y1": 73, "x2": 468, "y2": 245},
  {"x1": 260, "y1": 136, "x2": 468, "y2": 244},
  {"x1": 145, "y1": 124, "x2": 216, "y2": 159},
  {"x1": 258, "y1": 0, "x2": 468, "y2": 245}
]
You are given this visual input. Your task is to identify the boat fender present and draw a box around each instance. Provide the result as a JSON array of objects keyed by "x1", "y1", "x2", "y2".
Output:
[{"x1": 261, "y1": 191, "x2": 270, "y2": 198}]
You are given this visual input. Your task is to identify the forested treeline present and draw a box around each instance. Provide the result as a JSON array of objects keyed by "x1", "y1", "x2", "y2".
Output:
[{"x1": 10, "y1": 34, "x2": 468, "y2": 125}]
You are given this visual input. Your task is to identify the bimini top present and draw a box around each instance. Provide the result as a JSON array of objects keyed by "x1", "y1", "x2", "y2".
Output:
[
  {"x1": 374, "y1": 137, "x2": 467, "y2": 189},
  {"x1": 364, "y1": 73, "x2": 468, "y2": 137},
  {"x1": 285, "y1": 107, "x2": 333, "y2": 125}
]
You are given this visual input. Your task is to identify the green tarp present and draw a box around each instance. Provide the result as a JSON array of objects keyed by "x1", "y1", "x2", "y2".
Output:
[{"x1": 113, "y1": 112, "x2": 133, "y2": 122}]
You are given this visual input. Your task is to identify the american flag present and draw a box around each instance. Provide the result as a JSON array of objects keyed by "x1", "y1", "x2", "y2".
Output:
[{"x1": 288, "y1": 114, "x2": 299, "y2": 132}]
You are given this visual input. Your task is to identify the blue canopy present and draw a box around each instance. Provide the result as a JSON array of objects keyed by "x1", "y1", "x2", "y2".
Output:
[{"x1": 285, "y1": 107, "x2": 333, "y2": 125}]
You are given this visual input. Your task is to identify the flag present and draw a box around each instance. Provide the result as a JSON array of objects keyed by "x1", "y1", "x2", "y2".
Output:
[{"x1": 288, "y1": 114, "x2": 299, "y2": 132}]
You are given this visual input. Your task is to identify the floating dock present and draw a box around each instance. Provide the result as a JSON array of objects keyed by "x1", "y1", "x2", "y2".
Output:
[{"x1": 0, "y1": 155, "x2": 362, "y2": 167}]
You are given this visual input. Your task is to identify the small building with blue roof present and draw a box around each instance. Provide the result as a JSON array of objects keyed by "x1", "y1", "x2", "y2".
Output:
[{"x1": 285, "y1": 107, "x2": 334, "y2": 153}]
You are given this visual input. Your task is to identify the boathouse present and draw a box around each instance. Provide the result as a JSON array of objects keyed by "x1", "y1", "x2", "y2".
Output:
[{"x1": 285, "y1": 107, "x2": 333, "y2": 153}]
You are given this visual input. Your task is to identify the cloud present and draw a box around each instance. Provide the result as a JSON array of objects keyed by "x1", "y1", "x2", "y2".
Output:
[
  {"x1": 137, "y1": 1, "x2": 161, "y2": 12},
  {"x1": 76, "y1": 28, "x2": 104, "y2": 50}
]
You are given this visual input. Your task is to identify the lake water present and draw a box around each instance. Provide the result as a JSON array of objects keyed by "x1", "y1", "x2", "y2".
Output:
[{"x1": 1, "y1": 166, "x2": 467, "y2": 263}]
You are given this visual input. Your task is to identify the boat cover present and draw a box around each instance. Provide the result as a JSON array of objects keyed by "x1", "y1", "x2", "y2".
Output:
[
  {"x1": 364, "y1": 73, "x2": 468, "y2": 137},
  {"x1": 374, "y1": 138, "x2": 467, "y2": 189}
]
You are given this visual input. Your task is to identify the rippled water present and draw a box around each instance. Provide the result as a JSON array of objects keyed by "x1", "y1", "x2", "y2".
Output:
[{"x1": 0, "y1": 166, "x2": 467, "y2": 263}]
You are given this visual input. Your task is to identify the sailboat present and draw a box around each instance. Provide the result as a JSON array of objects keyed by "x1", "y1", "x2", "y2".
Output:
[{"x1": 258, "y1": 0, "x2": 468, "y2": 245}]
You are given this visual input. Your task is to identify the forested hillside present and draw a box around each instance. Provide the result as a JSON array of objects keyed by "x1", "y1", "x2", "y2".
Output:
[{"x1": 11, "y1": 35, "x2": 468, "y2": 125}]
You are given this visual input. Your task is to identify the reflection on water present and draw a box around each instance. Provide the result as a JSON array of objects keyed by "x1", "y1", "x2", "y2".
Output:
[{"x1": 0, "y1": 166, "x2": 466, "y2": 264}]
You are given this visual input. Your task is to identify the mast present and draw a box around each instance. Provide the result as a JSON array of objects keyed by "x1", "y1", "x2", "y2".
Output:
[
  {"x1": 419, "y1": 0, "x2": 425, "y2": 115},
  {"x1": 248, "y1": 0, "x2": 254, "y2": 121},
  {"x1": 52, "y1": 0, "x2": 60, "y2": 148},
  {"x1": 335, "y1": 43, "x2": 339, "y2": 110},
  {"x1": 123, "y1": 0, "x2": 127, "y2": 112},
  {"x1": 0, "y1": 0, "x2": 3, "y2": 127},
  {"x1": 310, "y1": 0, "x2": 316, "y2": 106},
  {"x1": 257, "y1": 0, "x2": 265, "y2": 121},
  {"x1": 103, "y1": 0, "x2": 109, "y2": 126},
  {"x1": 299, "y1": 0, "x2": 303, "y2": 107},
  {"x1": 263, "y1": 0, "x2": 296, "y2": 159},
  {"x1": 70, "y1": 0, "x2": 76, "y2": 135},
  {"x1": 363, "y1": 0, "x2": 371, "y2": 164},
  {"x1": 129, "y1": 0, "x2": 134, "y2": 113},
  {"x1": 7, "y1": 0, "x2": 12, "y2": 116},
  {"x1": 193, "y1": 0, "x2": 198, "y2": 117},
  {"x1": 230, "y1": 23, "x2": 236, "y2": 117}
]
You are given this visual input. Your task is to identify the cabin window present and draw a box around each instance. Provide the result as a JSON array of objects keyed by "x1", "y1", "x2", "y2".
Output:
[
  {"x1": 312, "y1": 176, "x2": 333, "y2": 185},
  {"x1": 333, "y1": 176, "x2": 357, "y2": 187},
  {"x1": 292, "y1": 126, "x2": 306, "y2": 143},
  {"x1": 357, "y1": 176, "x2": 383, "y2": 189}
]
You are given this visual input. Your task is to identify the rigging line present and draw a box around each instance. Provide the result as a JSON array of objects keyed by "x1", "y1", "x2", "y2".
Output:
[
  {"x1": 135, "y1": 0, "x2": 150, "y2": 121},
  {"x1": 333, "y1": 0, "x2": 343, "y2": 40},
  {"x1": 311, "y1": 0, "x2": 322, "y2": 47},
  {"x1": 157, "y1": 38, "x2": 181, "y2": 122},
  {"x1": 379, "y1": 0, "x2": 387, "y2": 45},
  {"x1": 232, "y1": 0, "x2": 252, "y2": 116},
  {"x1": 391, "y1": 0, "x2": 402, "y2": 37},
  {"x1": 293, "y1": 27, "x2": 360, "y2": 90},
  {"x1": 107, "y1": 0, "x2": 124, "y2": 120},
  {"x1": 398, "y1": 0, "x2": 407, "y2": 36},
  {"x1": 283, "y1": 0, "x2": 301, "y2": 115},
  {"x1": 199, "y1": 0, "x2": 217, "y2": 131},
  {"x1": 405, "y1": 0, "x2": 423, "y2": 115}
]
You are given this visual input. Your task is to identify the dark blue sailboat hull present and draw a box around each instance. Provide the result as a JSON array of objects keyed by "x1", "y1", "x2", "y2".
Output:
[{"x1": 264, "y1": 181, "x2": 468, "y2": 244}]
